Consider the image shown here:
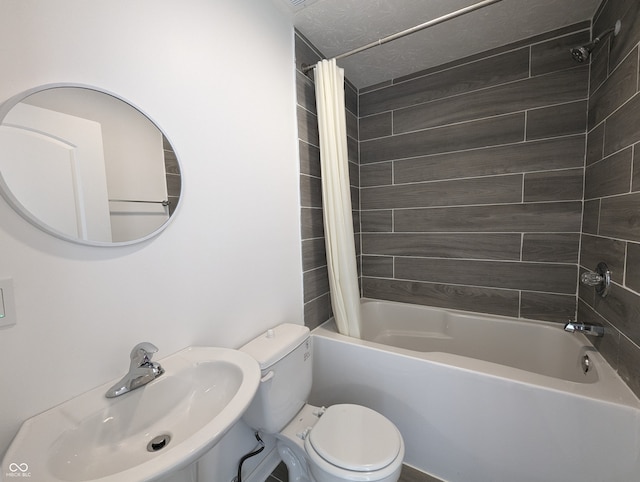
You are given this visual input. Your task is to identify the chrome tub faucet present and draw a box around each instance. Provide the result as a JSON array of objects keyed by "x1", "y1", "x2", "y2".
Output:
[
  {"x1": 564, "y1": 322, "x2": 605, "y2": 337},
  {"x1": 105, "y1": 342, "x2": 165, "y2": 398}
]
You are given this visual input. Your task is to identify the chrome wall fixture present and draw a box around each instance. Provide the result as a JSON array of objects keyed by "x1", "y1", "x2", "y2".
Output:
[
  {"x1": 571, "y1": 20, "x2": 621, "y2": 63},
  {"x1": 564, "y1": 322, "x2": 605, "y2": 337},
  {"x1": 580, "y1": 262, "x2": 611, "y2": 298}
]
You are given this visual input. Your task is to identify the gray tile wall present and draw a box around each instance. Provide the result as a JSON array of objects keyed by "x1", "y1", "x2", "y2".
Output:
[
  {"x1": 162, "y1": 135, "x2": 181, "y2": 216},
  {"x1": 296, "y1": 31, "x2": 360, "y2": 330},
  {"x1": 579, "y1": 0, "x2": 640, "y2": 397},
  {"x1": 359, "y1": 23, "x2": 590, "y2": 322},
  {"x1": 295, "y1": 5, "x2": 640, "y2": 398}
]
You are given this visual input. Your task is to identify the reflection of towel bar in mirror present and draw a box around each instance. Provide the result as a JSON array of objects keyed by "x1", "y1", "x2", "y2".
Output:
[{"x1": 109, "y1": 199, "x2": 171, "y2": 206}]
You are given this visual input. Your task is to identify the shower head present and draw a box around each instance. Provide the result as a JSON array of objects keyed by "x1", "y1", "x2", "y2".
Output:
[
  {"x1": 570, "y1": 44, "x2": 595, "y2": 63},
  {"x1": 571, "y1": 20, "x2": 621, "y2": 63}
]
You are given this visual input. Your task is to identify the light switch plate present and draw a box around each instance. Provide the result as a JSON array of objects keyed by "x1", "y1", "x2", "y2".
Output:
[{"x1": 0, "y1": 278, "x2": 16, "y2": 327}]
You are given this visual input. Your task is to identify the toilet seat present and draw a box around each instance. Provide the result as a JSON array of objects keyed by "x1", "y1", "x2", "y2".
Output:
[{"x1": 304, "y1": 404, "x2": 402, "y2": 476}]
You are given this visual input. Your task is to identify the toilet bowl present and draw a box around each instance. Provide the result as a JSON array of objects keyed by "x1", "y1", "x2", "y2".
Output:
[{"x1": 240, "y1": 324, "x2": 404, "y2": 482}]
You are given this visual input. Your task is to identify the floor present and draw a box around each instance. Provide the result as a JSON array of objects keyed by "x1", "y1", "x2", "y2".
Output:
[{"x1": 266, "y1": 462, "x2": 443, "y2": 482}]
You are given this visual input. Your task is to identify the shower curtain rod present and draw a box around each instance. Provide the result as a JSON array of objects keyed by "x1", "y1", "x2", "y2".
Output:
[{"x1": 302, "y1": 0, "x2": 503, "y2": 74}]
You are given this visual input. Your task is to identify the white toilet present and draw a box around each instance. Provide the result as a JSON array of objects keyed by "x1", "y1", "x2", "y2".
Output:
[{"x1": 241, "y1": 323, "x2": 404, "y2": 482}]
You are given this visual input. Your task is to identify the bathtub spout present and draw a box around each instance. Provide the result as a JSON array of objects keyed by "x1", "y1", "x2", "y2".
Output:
[{"x1": 564, "y1": 322, "x2": 604, "y2": 337}]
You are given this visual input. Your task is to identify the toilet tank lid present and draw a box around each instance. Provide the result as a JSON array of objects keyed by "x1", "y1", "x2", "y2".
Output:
[{"x1": 240, "y1": 323, "x2": 310, "y2": 369}]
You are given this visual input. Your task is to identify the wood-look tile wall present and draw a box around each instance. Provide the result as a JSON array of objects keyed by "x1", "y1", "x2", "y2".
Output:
[
  {"x1": 579, "y1": 0, "x2": 640, "y2": 397},
  {"x1": 296, "y1": 32, "x2": 360, "y2": 330},
  {"x1": 359, "y1": 23, "x2": 590, "y2": 323},
  {"x1": 162, "y1": 135, "x2": 181, "y2": 216},
  {"x1": 295, "y1": 8, "x2": 640, "y2": 397}
]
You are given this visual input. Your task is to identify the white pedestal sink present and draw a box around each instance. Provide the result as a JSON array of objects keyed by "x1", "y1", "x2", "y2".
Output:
[{"x1": 1, "y1": 346, "x2": 260, "y2": 481}]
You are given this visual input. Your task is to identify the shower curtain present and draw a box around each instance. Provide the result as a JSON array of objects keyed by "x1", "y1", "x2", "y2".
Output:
[{"x1": 314, "y1": 59, "x2": 361, "y2": 338}]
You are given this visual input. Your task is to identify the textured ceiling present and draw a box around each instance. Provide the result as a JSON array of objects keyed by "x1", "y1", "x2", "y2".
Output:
[{"x1": 286, "y1": 0, "x2": 602, "y2": 88}]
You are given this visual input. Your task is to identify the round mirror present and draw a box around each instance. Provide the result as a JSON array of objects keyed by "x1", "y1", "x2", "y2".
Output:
[{"x1": 0, "y1": 86, "x2": 181, "y2": 246}]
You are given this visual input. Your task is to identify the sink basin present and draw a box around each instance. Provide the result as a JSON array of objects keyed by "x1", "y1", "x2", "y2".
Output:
[{"x1": 2, "y1": 346, "x2": 260, "y2": 481}]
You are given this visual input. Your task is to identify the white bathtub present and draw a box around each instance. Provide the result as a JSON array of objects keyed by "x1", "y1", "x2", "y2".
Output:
[{"x1": 309, "y1": 299, "x2": 640, "y2": 482}]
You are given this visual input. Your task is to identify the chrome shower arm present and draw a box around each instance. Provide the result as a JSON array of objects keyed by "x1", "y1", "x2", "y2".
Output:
[{"x1": 570, "y1": 20, "x2": 621, "y2": 63}]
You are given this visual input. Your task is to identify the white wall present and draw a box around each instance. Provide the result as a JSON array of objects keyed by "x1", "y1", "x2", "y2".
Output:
[{"x1": 0, "y1": 0, "x2": 302, "y2": 465}]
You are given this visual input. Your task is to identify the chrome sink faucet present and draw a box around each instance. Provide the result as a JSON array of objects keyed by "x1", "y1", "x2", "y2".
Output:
[
  {"x1": 564, "y1": 322, "x2": 605, "y2": 337},
  {"x1": 105, "y1": 342, "x2": 165, "y2": 398}
]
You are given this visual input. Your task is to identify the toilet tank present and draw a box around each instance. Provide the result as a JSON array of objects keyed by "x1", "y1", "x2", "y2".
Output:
[{"x1": 240, "y1": 323, "x2": 312, "y2": 434}]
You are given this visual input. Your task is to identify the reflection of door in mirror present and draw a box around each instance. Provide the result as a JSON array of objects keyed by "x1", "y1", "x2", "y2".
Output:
[{"x1": 0, "y1": 103, "x2": 112, "y2": 242}]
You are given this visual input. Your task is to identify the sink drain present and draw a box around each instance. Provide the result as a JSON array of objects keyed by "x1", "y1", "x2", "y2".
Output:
[
  {"x1": 147, "y1": 434, "x2": 171, "y2": 452},
  {"x1": 582, "y1": 354, "x2": 591, "y2": 374}
]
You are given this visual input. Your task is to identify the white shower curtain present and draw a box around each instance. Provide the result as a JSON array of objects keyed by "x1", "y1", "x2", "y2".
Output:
[{"x1": 314, "y1": 59, "x2": 361, "y2": 338}]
